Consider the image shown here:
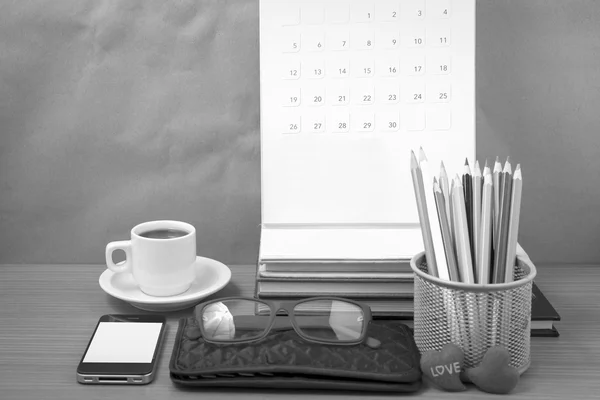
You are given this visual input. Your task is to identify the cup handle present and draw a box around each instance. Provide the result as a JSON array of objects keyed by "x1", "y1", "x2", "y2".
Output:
[{"x1": 105, "y1": 240, "x2": 132, "y2": 273}]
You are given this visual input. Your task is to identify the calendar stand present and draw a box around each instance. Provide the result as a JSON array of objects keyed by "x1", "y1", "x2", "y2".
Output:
[{"x1": 258, "y1": 0, "x2": 476, "y2": 270}]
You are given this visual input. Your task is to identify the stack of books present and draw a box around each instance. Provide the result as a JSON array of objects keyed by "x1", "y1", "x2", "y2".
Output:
[
  {"x1": 254, "y1": 258, "x2": 416, "y2": 318},
  {"x1": 254, "y1": 225, "x2": 424, "y2": 318}
]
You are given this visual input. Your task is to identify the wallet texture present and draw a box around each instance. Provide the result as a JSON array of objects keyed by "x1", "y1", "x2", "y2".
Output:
[{"x1": 169, "y1": 317, "x2": 422, "y2": 392}]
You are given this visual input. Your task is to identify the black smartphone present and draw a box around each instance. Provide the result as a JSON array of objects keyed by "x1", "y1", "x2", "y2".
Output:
[{"x1": 76, "y1": 314, "x2": 167, "y2": 384}]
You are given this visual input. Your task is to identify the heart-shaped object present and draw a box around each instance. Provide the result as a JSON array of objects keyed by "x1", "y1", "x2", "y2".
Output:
[
  {"x1": 465, "y1": 346, "x2": 520, "y2": 394},
  {"x1": 420, "y1": 343, "x2": 466, "y2": 391}
]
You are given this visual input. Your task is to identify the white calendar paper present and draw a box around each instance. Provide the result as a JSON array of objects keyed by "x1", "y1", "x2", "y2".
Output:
[{"x1": 259, "y1": 0, "x2": 476, "y2": 261}]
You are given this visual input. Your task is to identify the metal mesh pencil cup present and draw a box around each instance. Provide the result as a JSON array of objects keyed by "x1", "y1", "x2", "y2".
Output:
[{"x1": 410, "y1": 251, "x2": 537, "y2": 375}]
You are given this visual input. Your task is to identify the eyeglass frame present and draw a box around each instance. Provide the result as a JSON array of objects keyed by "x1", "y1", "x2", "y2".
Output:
[{"x1": 194, "y1": 296, "x2": 379, "y2": 348}]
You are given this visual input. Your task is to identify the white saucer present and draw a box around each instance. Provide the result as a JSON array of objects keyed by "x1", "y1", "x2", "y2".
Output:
[{"x1": 99, "y1": 256, "x2": 232, "y2": 312}]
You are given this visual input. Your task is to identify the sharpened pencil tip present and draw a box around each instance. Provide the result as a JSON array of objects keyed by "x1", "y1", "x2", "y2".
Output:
[
  {"x1": 495, "y1": 156, "x2": 500, "y2": 163},
  {"x1": 454, "y1": 174, "x2": 463, "y2": 187},
  {"x1": 483, "y1": 160, "x2": 491, "y2": 176},
  {"x1": 440, "y1": 161, "x2": 448, "y2": 178},
  {"x1": 514, "y1": 166, "x2": 522, "y2": 180},
  {"x1": 410, "y1": 150, "x2": 419, "y2": 169},
  {"x1": 484, "y1": 173, "x2": 493, "y2": 185},
  {"x1": 464, "y1": 158, "x2": 469, "y2": 166},
  {"x1": 418, "y1": 147, "x2": 427, "y2": 162},
  {"x1": 463, "y1": 161, "x2": 472, "y2": 175},
  {"x1": 493, "y1": 157, "x2": 502, "y2": 173}
]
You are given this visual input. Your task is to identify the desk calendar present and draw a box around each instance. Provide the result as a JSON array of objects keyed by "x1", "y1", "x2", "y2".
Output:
[{"x1": 258, "y1": 0, "x2": 476, "y2": 262}]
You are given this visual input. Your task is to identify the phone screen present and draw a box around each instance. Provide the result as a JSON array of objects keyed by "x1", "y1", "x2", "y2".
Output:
[
  {"x1": 83, "y1": 322, "x2": 163, "y2": 363},
  {"x1": 77, "y1": 315, "x2": 167, "y2": 384}
]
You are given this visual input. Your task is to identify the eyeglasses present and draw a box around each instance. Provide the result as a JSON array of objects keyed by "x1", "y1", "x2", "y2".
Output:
[{"x1": 194, "y1": 297, "x2": 381, "y2": 349}]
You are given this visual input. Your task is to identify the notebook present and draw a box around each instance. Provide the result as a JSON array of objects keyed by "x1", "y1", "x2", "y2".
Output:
[
  {"x1": 258, "y1": 0, "x2": 476, "y2": 262},
  {"x1": 396, "y1": 283, "x2": 561, "y2": 337},
  {"x1": 257, "y1": 279, "x2": 414, "y2": 298},
  {"x1": 258, "y1": 261, "x2": 412, "y2": 274},
  {"x1": 530, "y1": 282, "x2": 561, "y2": 337}
]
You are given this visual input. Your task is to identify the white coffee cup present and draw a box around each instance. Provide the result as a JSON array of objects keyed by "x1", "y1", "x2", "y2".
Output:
[{"x1": 105, "y1": 220, "x2": 197, "y2": 297}]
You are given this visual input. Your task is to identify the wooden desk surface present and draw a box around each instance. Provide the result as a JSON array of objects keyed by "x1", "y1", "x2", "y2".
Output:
[{"x1": 0, "y1": 263, "x2": 597, "y2": 399}]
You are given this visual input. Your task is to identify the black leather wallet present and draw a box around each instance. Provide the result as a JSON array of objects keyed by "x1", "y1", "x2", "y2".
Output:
[{"x1": 169, "y1": 317, "x2": 422, "y2": 392}]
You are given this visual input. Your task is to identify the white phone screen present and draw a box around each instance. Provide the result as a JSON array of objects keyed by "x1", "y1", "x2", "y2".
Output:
[{"x1": 83, "y1": 322, "x2": 163, "y2": 363}]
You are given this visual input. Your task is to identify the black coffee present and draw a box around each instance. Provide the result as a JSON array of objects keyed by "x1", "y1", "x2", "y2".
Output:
[{"x1": 139, "y1": 228, "x2": 189, "y2": 239}]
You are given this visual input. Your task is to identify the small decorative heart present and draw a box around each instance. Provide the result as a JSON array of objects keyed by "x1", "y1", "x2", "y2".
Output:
[
  {"x1": 465, "y1": 346, "x2": 520, "y2": 394},
  {"x1": 420, "y1": 343, "x2": 466, "y2": 391}
]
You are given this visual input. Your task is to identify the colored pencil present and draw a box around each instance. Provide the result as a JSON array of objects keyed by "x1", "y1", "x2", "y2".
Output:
[
  {"x1": 477, "y1": 172, "x2": 493, "y2": 284},
  {"x1": 439, "y1": 162, "x2": 453, "y2": 247},
  {"x1": 419, "y1": 148, "x2": 450, "y2": 281},
  {"x1": 434, "y1": 180, "x2": 461, "y2": 282},
  {"x1": 504, "y1": 165, "x2": 523, "y2": 283},
  {"x1": 482, "y1": 160, "x2": 491, "y2": 185},
  {"x1": 462, "y1": 159, "x2": 474, "y2": 264},
  {"x1": 410, "y1": 150, "x2": 438, "y2": 277},
  {"x1": 472, "y1": 161, "x2": 482, "y2": 275},
  {"x1": 452, "y1": 176, "x2": 475, "y2": 284},
  {"x1": 492, "y1": 159, "x2": 513, "y2": 283},
  {"x1": 492, "y1": 157, "x2": 502, "y2": 250}
]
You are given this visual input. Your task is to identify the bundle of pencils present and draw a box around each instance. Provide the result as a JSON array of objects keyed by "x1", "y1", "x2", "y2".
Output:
[{"x1": 410, "y1": 148, "x2": 523, "y2": 285}]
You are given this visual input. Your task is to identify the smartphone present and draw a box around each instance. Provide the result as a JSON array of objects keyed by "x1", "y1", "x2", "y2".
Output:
[{"x1": 76, "y1": 314, "x2": 167, "y2": 384}]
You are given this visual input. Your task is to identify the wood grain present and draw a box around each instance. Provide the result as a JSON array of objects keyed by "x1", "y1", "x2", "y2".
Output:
[{"x1": 0, "y1": 263, "x2": 597, "y2": 399}]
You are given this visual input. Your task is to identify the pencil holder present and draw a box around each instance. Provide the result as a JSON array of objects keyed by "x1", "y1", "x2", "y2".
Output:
[{"x1": 410, "y1": 251, "x2": 537, "y2": 375}]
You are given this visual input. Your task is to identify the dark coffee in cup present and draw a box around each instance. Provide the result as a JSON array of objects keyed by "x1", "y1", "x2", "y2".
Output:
[{"x1": 139, "y1": 228, "x2": 189, "y2": 239}]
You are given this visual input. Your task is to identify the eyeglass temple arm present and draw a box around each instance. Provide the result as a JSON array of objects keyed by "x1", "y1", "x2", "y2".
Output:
[{"x1": 232, "y1": 316, "x2": 381, "y2": 348}]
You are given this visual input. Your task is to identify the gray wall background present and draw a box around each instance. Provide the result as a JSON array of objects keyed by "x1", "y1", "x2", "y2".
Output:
[{"x1": 1, "y1": 1, "x2": 599, "y2": 266}]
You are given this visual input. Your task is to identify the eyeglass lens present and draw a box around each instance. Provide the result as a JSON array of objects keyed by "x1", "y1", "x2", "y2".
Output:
[
  {"x1": 201, "y1": 299, "x2": 272, "y2": 341},
  {"x1": 293, "y1": 299, "x2": 365, "y2": 342}
]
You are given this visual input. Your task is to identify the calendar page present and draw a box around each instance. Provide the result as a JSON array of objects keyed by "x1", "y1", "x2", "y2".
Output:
[{"x1": 259, "y1": 0, "x2": 475, "y2": 258}]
